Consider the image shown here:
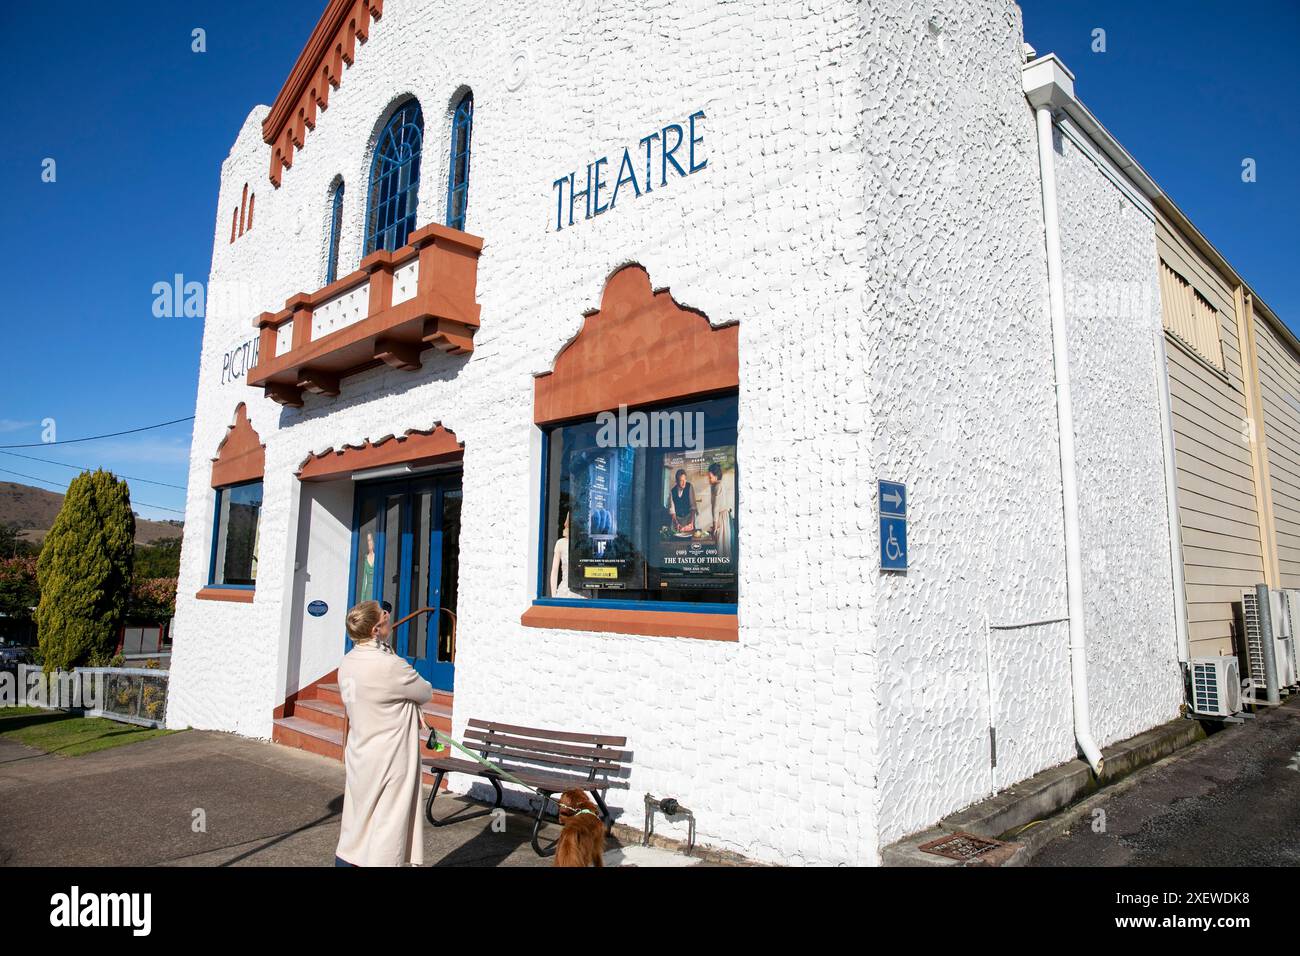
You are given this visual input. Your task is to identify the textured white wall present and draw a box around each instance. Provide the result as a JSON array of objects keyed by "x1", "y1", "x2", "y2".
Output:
[
  {"x1": 168, "y1": 0, "x2": 1187, "y2": 864},
  {"x1": 867, "y1": 3, "x2": 1075, "y2": 845},
  {"x1": 1053, "y1": 127, "x2": 1183, "y2": 746},
  {"x1": 170, "y1": 0, "x2": 878, "y2": 865}
]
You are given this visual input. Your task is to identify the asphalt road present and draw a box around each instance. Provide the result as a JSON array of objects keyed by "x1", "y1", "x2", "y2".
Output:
[{"x1": 1033, "y1": 698, "x2": 1300, "y2": 866}]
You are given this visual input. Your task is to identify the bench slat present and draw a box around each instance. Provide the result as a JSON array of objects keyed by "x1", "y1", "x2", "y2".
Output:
[
  {"x1": 421, "y1": 756, "x2": 630, "y2": 792},
  {"x1": 463, "y1": 728, "x2": 632, "y2": 764},
  {"x1": 459, "y1": 740, "x2": 630, "y2": 775},
  {"x1": 466, "y1": 718, "x2": 626, "y2": 747}
]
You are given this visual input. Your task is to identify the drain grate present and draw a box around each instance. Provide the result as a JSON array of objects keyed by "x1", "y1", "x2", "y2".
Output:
[{"x1": 918, "y1": 831, "x2": 1010, "y2": 861}]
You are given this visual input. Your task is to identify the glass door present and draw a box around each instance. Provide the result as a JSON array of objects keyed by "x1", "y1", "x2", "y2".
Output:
[{"x1": 350, "y1": 472, "x2": 460, "y2": 691}]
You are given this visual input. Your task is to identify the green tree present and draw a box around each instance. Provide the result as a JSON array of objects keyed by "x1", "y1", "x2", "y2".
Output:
[
  {"x1": 134, "y1": 536, "x2": 183, "y2": 578},
  {"x1": 0, "y1": 522, "x2": 34, "y2": 558},
  {"x1": 35, "y1": 470, "x2": 135, "y2": 670},
  {"x1": 0, "y1": 555, "x2": 39, "y2": 622}
]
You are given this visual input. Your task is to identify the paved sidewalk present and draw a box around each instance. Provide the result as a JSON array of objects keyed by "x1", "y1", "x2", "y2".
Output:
[
  {"x1": 0, "y1": 728, "x2": 695, "y2": 867},
  {"x1": 1031, "y1": 698, "x2": 1300, "y2": 866}
]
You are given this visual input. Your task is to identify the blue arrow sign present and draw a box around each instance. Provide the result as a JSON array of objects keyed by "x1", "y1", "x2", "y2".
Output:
[
  {"x1": 879, "y1": 481, "x2": 906, "y2": 517},
  {"x1": 878, "y1": 480, "x2": 907, "y2": 571}
]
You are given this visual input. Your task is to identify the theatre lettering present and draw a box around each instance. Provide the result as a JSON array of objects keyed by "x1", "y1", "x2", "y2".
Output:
[{"x1": 550, "y1": 110, "x2": 707, "y2": 231}]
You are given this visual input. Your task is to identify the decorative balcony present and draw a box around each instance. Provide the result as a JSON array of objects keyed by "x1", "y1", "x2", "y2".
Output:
[{"x1": 247, "y1": 223, "x2": 482, "y2": 407}]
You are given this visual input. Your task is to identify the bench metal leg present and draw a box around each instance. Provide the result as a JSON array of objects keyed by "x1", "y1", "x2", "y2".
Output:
[
  {"x1": 425, "y1": 772, "x2": 504, "y2": 827},
  {"x1": 530, "y1": 791, "x2": 558, "y2": 857},
  {"x1": 592, "y1": 790, "x2": 614, "y2": 836}
]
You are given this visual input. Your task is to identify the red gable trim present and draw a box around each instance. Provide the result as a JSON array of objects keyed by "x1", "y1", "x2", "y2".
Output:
[
  {"x1": 261, "y1": 0, "x2": 384, "y2": 187},
  {"x1": 212, "y1": 403, "x2": 266, "y2": 488},
  {"x1": 533, "y1": 265, "x2": 739, "y2": 426},
  {"x1": 296, "y1": 425, "x2": 463, "y2": 481}
]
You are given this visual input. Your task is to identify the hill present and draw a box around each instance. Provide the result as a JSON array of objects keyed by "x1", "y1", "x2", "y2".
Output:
[{"x1": 0, "y1": 481, "x2": 183, "y2": 547}]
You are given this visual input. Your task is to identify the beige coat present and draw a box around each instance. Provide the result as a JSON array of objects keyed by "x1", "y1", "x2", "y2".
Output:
[{"x1": 334, "y1": 640, "x2": 434, "y2": 866}]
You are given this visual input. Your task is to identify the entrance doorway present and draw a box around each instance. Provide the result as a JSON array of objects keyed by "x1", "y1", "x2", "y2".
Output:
[{"x1": 350, "y1": 472, "x2": 461, "y2": 691}]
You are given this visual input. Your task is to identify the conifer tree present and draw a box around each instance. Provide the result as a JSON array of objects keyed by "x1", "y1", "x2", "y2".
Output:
[{"x1": 35, "y1": 470, "x2": 136, "y2": 671}]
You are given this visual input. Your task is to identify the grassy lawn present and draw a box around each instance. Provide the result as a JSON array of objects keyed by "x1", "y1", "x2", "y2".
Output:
[{"x1": 0, "y1": 706, "x2": 178, "y2": 757}]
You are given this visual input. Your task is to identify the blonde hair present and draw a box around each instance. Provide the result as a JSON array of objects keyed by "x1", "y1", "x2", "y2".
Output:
[{"x1": 346, "y1": 600, "x2": 383, "y2": 643}]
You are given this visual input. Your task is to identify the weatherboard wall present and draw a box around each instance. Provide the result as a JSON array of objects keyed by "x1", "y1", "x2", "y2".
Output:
[{"x1": 1156, "y1": 215, "x2": 1265, "y2": 657}]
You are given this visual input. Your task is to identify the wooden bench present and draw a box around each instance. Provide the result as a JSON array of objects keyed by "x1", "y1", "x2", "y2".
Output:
[{"x1": 421, "y1": 717, "x2": 631, "y2": 856}]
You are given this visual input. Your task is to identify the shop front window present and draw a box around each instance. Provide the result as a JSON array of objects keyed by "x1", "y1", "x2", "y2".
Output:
[
  {"x1": 210, "y1": 480, "x2": 263, "y2": 588},
  {"x1": 539, "y1": 394, "x2": 738, "y2": 607}
]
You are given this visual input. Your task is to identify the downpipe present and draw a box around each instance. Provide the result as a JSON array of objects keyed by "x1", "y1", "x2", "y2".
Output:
[{"x1": 1033, "y1": 103, "x2": 1104, "y2": 775}]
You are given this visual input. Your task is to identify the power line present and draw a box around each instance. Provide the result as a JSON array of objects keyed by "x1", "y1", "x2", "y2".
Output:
[
  {"x1": 0, "y1": 467, "x2": 186, "y2": 516},
  {"x1": 0, "y1": 416, "x2": 194, "y2": 449},
  {"x1": 0, "y1": 450, "x2": 187, "y2": 490}
]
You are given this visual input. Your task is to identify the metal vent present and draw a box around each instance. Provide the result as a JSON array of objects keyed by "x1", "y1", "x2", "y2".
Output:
[
  {"x1": 1241, "y1": 588, "x2": 1267, "y2": 685},
  {"x1": 918, "y1": 831, "x2": 1010, "y2": 862},
  {"x1": 1192, "y1": 661, "x2": 1219, "y2": 713}
]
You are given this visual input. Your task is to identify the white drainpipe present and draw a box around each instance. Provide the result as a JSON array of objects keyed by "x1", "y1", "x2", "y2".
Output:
[{"x1": 1024, "y1": 56, "x2": 1103, "y2": 774}]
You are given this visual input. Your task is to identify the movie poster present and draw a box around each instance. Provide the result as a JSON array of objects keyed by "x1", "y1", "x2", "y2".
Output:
[
  {"x1": 649, "y1": 444, "x2": 737, "y2": 591},
  {"x1": 567, "y1": 445, "x2": 643, "y2": 590}
]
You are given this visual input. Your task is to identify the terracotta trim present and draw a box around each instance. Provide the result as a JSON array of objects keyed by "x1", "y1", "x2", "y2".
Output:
[
  {"x1": 297, "y1": 424, "x2": 463, "y2": 481},
  {"x1": 211, "y1": 403, "x2": 266, "y2": 488},
  {"x1": 534, "y1": 264, "x2": 739, "y2": 425},
  {"x1": 521, "y1": 604, "x2": 738, "y2": 642},
  {"x1": 247, "y1": 224, "x2": 483, "y2": 407},
  {"x1": 263, "y1": 0, "x2": 384, "y2": 187},
  {"x1": 196, "y1": 587, "x2": 255, "y2": 604},
  {"x1": 248, "y1": 227, "x2": 484, "y2": 331}
]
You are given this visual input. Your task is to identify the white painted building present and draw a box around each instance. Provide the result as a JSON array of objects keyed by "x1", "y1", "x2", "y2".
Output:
[{"x1": 169, "y1": 0, "x2": 1196, "y2": 864}]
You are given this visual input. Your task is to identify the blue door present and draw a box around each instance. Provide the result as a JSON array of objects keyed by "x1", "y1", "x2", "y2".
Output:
[{"x1": 349, "y1": 472, "x2": 460, "y2": 691}]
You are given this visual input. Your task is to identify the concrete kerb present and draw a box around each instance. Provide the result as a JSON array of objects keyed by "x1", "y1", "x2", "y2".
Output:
[{"x1": 881, "y1": 713, "x2": 1213, "y2": 866}]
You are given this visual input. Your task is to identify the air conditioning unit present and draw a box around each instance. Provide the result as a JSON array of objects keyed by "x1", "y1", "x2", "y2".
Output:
[
  {"x1": 1240, "y1": 587, "x2": 1298, "y2": 692},
  {"x1": 1190, "y1": 656, "x2": 1241, "y2": 717},
  {"x1": 1274, "y1": 590, "x2": 1298, "y2": 688}
]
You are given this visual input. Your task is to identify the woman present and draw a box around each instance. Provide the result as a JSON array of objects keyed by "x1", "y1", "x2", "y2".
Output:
[
  {"x1": 334, "y1": 600, "x2": 434, "y2": 866},
  {"x1": 550, "y1": 512, "x2": 582, "y2": 599},
  {"x1": 669, "y1": 468, "x2": 697, "y2": 533}
]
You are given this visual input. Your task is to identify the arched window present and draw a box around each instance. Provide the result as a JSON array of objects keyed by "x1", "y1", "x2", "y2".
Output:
[
  {"x1": 326, "y1": 180, "x2": 345, "y2": 284},
  {"x1": 446, "y1": 92, "x2": 473, "y2": 231},
  {"x1": 364, "y1": 99, "x2": 423, "y2": 255}
]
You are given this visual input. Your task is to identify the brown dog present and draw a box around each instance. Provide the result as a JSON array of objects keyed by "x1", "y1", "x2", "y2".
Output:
[{"x1": 554, "y1": 789, "x2": 605, "y2": 867}]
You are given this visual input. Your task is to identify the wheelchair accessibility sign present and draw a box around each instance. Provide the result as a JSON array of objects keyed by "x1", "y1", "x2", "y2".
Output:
[{"x1": 879, "y1": 480, "x2": 908, "y2": 571}]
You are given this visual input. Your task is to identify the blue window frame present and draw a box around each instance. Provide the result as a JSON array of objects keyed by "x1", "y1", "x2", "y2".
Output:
[
  {"x1": 208, "y1": 480, "x2": 263, "y2": 589},
  {"x1": 325, "y1": 180, "x2": 345, "y2": 284},
  {"x1": 446, "y1": 92, "x2": 473, "y2": 231},
  {"x1": 364, "y1": 100, "x2": 423, "y2": 255},
  {"x1": 534, "y1": 394, "x2": 739, "y2": 613}
]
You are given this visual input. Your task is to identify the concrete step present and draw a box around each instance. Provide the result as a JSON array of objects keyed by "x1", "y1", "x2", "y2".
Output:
[
  {"x1": 273, "y1": 716, "x2": 344, "y2": 761},
  {"x1": 312, "y1": 682, "x2": 342, "y2": 707},
  {"x1": 295, "y1": 698, "x2": 346, "y2": 731}
]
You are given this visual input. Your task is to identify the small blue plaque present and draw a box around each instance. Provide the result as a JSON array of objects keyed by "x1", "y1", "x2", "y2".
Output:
[{"x1": 307, "y1": 600, "x2": 328, "y2": 617}]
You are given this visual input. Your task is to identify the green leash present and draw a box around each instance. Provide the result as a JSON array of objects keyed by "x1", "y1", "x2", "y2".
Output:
[{"x1": 425, "y1": 726, "x2": 544, "y2": 796}]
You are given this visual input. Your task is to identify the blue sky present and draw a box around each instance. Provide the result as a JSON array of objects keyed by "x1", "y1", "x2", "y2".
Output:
[{"x1": 0, "y1": 1, "x2": 1294, "y2": 521}]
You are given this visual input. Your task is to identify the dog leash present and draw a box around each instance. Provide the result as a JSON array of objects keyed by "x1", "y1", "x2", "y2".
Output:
[
  {"x1": 423, "y1": 721, "x2": 545, "y2": 796},
  {"x1": 423, "y1": 723, "x2": 599, "y2": 819}
]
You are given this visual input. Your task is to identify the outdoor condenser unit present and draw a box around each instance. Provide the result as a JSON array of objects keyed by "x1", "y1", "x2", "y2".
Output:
[
  {"x1": 1273, "y1": 589, "x2": 1298, "y2": 688},
  {"x1": 1241, "y1": 588, "x2": 1271, "y2": 691},
  {"x1": 1189, "y1": 656, "x2": 1241, "y2": 717},
  {"x1": 1240, "y1": 587, "x2": 1298, "y2": 693}
]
